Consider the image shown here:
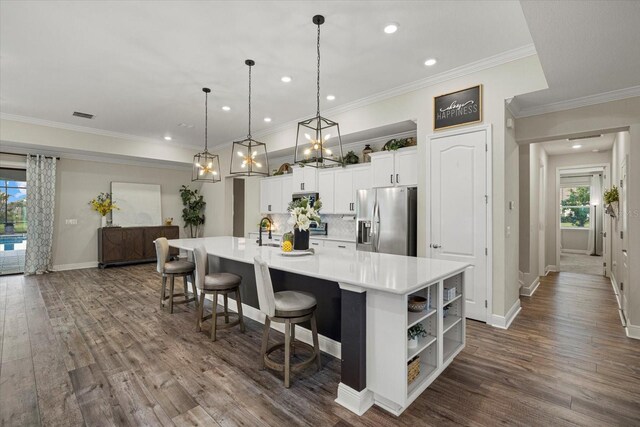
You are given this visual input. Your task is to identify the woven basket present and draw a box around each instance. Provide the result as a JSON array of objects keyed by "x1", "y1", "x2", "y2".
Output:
[{"x1": 407, "y1": 355, "x2": 421, "y2": 385}]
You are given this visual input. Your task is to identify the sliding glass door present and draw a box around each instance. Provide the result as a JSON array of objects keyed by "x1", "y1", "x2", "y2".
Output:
[{"x1": 0, "y1": 168, "x2": 27, "y2": 275}]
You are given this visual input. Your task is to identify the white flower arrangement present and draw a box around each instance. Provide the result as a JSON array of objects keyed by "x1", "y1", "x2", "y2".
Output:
[{"x1": 287, "y1": 197, "x2": 322, "y2": 231}]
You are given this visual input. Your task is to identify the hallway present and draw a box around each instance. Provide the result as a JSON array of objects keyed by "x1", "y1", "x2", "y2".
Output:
[
  {"x1": 559, "y1": 253, "x2": 603, "y2": 276},
  {"x1": 1, "y1": 266, "x2": 639, "y2": 426}
]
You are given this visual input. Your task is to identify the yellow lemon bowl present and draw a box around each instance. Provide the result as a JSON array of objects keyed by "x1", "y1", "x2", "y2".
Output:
[{"x1": 282, "y1": 241, "x2": 293, "y2": 252}]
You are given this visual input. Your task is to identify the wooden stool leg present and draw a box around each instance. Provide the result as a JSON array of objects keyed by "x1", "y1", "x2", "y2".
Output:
[
  {"x1": 196, "y1": 291, "x2": 205, "y2": 332},
  {"x1": 183, "y1": 275, "x2": 188, "y2": 301},
  {"x1": 160, "y1": 275, "x2": 167, "y2": 309},
  {"x1": 291, "y1": 324, "x2": 296, "y2": 356},
  {"x1": 191, "y1": 274, "x2": 199, "y2": 308},
  {"x1": 311, "y1": 312, "x2": 321, "y2": 371},
  {"x1": 169, "y1": 275, "x2": 175, "y2": 314},
  {"x1": 284, "y1": 319, "x2": 291, "y2": 388},
  {"x1": 223, "y1": 293, "x2": 229, "y2": 324},
  {"x1": 236, "y1": 289, "x2": 245, "y2": 333},
  {"x1": 211, "y1": 291, "x2": 218, "y2": 341},
  {"x1": 259, "y1": 317, "x2": 271, "y2": 369}
]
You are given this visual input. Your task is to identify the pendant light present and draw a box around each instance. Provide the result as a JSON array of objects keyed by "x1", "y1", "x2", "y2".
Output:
[
  {"x1": 293, "y1": 15, "x2": 344, "y2": 168},
  {"x1": 230, "y1": 60, "x2": 269, "y2": 176},
  {"x1": 192, "y1": 87, "x2": 221, "y2": 182}
]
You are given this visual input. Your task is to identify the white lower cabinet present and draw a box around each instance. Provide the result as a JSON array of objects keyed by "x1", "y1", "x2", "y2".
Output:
[
  {"x1": 323, "y1": 240, "x2": 356, "y2": 250},
  {"x1": 367, "y1": 270, "x2": 465, "y2": 415},
  {"x1": 309, "y1": 239, "x2": 323, "y2": 248}
]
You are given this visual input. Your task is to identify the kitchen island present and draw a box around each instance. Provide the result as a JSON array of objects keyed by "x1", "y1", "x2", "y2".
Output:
[{"x1": 168, "y1": 236, "x2": 469, "y2": 416}]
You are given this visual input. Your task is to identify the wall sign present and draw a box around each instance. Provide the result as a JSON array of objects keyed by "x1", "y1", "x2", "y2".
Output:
[{"x1": 434, "y1": 84, "x2": 482, "y2": 131}]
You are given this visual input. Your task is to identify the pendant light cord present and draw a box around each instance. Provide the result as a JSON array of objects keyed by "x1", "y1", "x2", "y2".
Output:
[
  {"x1": 204, "y1": 90, "x2": 209, "y2": 151},
  {"x1": 248, "y1": 64, "x2": 252, "y2": 139},
  {"x1": 316, "y1": 22, "x2": 321, "y2": 117}
]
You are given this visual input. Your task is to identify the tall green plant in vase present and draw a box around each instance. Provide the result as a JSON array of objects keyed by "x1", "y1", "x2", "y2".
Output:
[{"x1": 180, "y1": 185, "x2": 206, "y2": 238}]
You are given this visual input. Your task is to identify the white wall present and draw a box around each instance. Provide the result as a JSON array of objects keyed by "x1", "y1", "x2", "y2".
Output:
[
  {"x1": 561, "y1": 229, "x2": 589, "y2": 252},
  {"x1": 504, "y1": 107, "x2": 520, "y2": 312},
  {"x1": 51, "y1": 158, "x2": 193, "y2": 269}
]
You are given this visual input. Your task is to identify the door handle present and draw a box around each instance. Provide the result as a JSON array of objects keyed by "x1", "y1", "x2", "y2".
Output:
[
  {"x1": 396, "y1": 174, "x2": 399, "y2": 184},
  {"x1": 390, "y1": 174, "x2": 394, "y2": 184},
  {"x1": 431, "y1": 244, "x2": 441, "y2": 249}
]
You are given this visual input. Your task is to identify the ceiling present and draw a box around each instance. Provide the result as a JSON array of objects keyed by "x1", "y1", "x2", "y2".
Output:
[
  {"x1": 540, "y1": 133, "x2": 615, "y2": 156},
  {"x1": 0, "y1": 1, "x2": 534, "y2": 148},
  {"x1": 515, "y1": 1, "x2": 640, "y2": 115}
]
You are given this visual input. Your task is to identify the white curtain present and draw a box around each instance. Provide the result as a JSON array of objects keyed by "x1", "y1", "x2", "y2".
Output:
[
  {"x1": 25, "y1": 155, "x2": 57, "y2": 274},
  {"x1": 587, "y1": 173, "x2": 602, "y2": 255}
]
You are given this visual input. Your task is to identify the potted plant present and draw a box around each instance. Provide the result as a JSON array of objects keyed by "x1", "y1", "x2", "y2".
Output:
[
  {"x1": 180, "y1": 185, "x2": 206, "y2": 238},
  {"x1": 89, "y1": 192, "x2": 119, "y2": 227},
  {"x1": 287, "y1": 196, "x2": 322, "y2": 250},
  {"x1": 408, "y1": 323, "x2": 428, "y2": 349},
  {"x1": 604, "y1": 185, "x2": 619, "y2": 218}
]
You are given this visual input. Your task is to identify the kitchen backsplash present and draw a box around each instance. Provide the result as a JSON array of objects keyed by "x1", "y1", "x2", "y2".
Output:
[{"x1": 267, "y1": 213, "x2": 356, "y2": 240}]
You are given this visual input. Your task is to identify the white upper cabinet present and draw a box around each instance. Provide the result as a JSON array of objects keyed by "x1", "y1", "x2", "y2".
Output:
[
  {"x1": 292, "y1": 166, "x2": 318, "y2": 192},
  {"x1": 334, "y1": 165, "x2": 372, "y2": 214},
  {"x1": 370, "y1": 147, "x2": 418, "y2": 188},
  {"x1": 280, "y1": 175, "x2": 293, "y2": 212},
  {"x1": 259, "y1": 176, "x2": 284, "y2": 214},
  {"x1": 318, "y1": 170, "x2": 335, "y2": 213}
]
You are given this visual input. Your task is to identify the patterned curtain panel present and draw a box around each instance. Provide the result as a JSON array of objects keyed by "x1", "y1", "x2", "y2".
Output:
[{"x1": 25, "y1": 155, "x2": 57, "y2": 274}]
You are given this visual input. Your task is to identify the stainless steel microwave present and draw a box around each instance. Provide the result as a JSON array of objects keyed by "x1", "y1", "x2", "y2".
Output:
[{"x1": 291, "y1": 192, "x2": 319, "y2": 205}]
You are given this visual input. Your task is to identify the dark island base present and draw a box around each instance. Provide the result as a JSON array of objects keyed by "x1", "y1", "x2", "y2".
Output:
[{"x1": 209, "y1": 256, "x2": 342, "y2": 342}]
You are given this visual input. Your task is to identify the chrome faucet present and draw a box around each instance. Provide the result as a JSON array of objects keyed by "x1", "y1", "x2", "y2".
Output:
[{"x1": 258, "y1": 217, "x2": 272, "y2": 246}]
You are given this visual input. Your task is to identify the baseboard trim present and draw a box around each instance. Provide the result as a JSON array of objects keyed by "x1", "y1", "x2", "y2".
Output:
[
  {"x1": 561, "y1": 249, "x2": 590, "y2": 255},
  {"x1": 52, "y1": 261, "x2": 99, "y2": 271},
  {"x1": 545, "y1": 265, "x2": 557, "y2": 275},
  {"x1": 626, "y1": 324, "x2": 640, "y2": 340},
  {"x1": 520, "y1": 277, "x2": 540, "y2": 297},
  {"x1": 210, "y1": 294, "x2": 341, "y2": 359},
  {"x1": 335, "y1": 383, "x2": 375, "y2": 416},
  {"x1": 488, "y1": 299, "x2": 521, "y2": 329}
]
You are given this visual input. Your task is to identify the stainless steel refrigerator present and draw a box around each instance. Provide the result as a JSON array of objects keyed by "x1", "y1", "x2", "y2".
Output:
[{"x1": 356, "y1": 187, "x2": 417, "y2": 256}]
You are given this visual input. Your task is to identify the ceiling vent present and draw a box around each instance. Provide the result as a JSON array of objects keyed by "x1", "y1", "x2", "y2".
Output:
[{"x1": 72, "y1": 111, "x2": 94, "y2": 119}]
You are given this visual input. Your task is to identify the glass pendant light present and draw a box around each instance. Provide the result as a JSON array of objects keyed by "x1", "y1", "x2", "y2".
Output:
[
  {"x1": 192, "y1": 87, "x2": 221, "y2": 182},
  {"x1": 294, "y1": 15, "x2": 344, "y2": 168},
  {"x1": 230, "y1": 60, "x2": 269, "y2": 176}
]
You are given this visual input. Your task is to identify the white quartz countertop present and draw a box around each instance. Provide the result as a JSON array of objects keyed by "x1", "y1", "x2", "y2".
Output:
[
  {"x1": 248, "y1": 232, "x2": 356, "y2": 243},
  {"x1": 168, "y1": 236, "x2": 468, "y2": 295}
]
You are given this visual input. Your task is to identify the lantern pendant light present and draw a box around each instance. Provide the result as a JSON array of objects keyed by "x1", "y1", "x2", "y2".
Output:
[
  {"x1": 293, "y1": 14, "x2": 344, "y2": 168},
  {"x1": 192, "y1": 87, "x2": 221, "y2": 182},
  {"x1": 230, "y1": 60, "x2": 269, "y2": 176}
]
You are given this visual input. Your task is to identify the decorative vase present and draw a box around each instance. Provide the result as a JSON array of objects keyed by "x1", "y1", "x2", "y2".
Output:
[
  {"x1": 101, "y1": 216, "x2": 107, "y2": 228},
  {"x1": 294, "y1": 228, "x2": 310, "y2": 250},
  {"x1": 362, "y1": 144, "x2": 373, "y2": 163},
  {"x1": 408, "y1": 337, "x2": 418, "y2": 349}
]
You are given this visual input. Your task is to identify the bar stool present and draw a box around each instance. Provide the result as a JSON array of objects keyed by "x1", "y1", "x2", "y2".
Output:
[
  {"x1": 193, "y1": 245, "x2": 245, "y2": 341},
  {"x1": 154, "y1": 238, "x2": 198, "y2": 313},
  {"x1": 253, "y1": 256, "x2": 321, "y2": 388}
]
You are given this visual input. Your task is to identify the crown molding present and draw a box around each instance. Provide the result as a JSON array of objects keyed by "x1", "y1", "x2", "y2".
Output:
[
  {"x1": 229, "y1": 44, "x2": 537, "y2": 145},
  {"x1": 0, "y1": 112, "x2": 202, "y2": 149},
  {"x1": 515, "y1": 85, "x2": 640, "y2": 118}
]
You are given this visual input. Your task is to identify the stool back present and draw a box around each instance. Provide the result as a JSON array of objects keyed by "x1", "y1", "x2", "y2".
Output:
[
  {"x1": 193, "y1": 245, "x2": 208, "y2": 290},
  {"x1": 154, "y1": 238, "x2": 170, "y2": 273},
  {"x1": 253, "y1": 256, "x2": 275, "y2": 317}
]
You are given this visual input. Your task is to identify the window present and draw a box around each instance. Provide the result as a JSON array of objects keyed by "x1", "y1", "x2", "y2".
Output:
[
  {"x1": 0, "y1": 170, "x2": 28, "y2": 235},
  {"x1": 560, "y1": 186, "x2": 590, "y2": 228}
]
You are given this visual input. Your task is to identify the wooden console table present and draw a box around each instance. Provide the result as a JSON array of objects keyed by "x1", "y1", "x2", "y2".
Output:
[{"x1": 98, "y1": 226, "x2": 179, "y2": 268}]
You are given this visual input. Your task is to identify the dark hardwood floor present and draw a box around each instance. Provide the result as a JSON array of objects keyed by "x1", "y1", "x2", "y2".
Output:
[{"x1": 1, "y1": 265, "x2": 639, "y2": 426}]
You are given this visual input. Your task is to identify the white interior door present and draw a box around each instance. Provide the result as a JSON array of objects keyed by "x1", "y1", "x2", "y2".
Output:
[{"x1": 431, "y1": 129, "x2": 488, "y2": 322}]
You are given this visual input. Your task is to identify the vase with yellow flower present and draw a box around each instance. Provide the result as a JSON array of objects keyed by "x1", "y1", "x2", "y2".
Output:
[{"x1": 89, "y1": 192, "x2": 119, "y2": 227}]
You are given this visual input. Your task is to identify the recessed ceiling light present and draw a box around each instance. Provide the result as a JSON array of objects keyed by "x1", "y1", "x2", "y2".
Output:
[
  {"x1": 222, "y1": 106, "x2": 231, "y2": 111},
  {"x1": 164, "y1": 136, "x2": 172, "y2": 141},
  {"x1": 572, "y1": 144, "x2": 582, "y2": 149},
  {"x1": 424, "y1": 58, "x2": 437, "y2": 67},
  {"x1": 326, "y1": 95, "x2": 335, "y2": 101},
  {"x1": 264, "y1": 117, "x2": 272, "y2": 122},
  {"x1": 592, "y1": 149, "x2": 600, "y2": 152},
  {"x1": 281, "y1": 76, "x2": 292, "y2": 83},
  {"x1": 177, "y1": 123, "x2": 194, "y2": 128},
  {"x1": 384, "y1": 23, "x2": 399, "y2": 34}
]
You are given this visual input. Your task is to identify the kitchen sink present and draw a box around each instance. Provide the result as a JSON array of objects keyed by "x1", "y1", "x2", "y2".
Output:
[{"x1": 259, "y1": 243, "x2": 281, "y2": 248}]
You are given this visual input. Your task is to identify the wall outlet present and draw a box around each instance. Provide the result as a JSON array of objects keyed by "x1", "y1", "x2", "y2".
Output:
[{"x1": 65, "y1": 219, "x2": 78, "y2": 225}]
